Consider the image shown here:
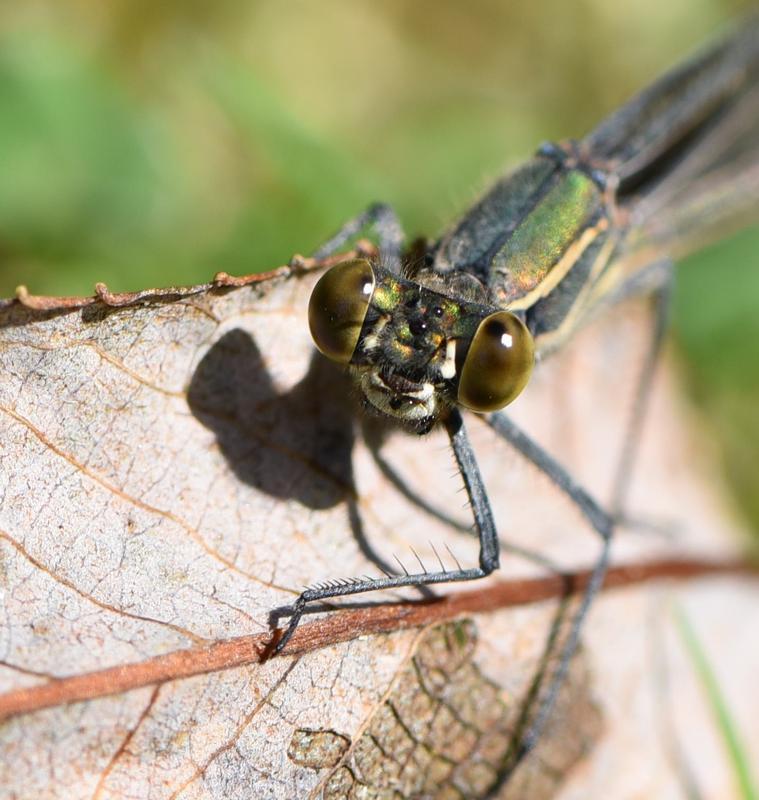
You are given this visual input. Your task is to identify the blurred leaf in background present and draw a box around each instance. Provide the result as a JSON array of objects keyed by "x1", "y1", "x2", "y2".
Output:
[{"x1": 0, "y1": 0, "x2": 757, "y2": 535}]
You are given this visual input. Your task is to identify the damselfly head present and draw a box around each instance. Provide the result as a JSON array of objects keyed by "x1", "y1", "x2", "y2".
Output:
[{"x1": 309, "y1": 259, "x2": 535, "y2": 427}]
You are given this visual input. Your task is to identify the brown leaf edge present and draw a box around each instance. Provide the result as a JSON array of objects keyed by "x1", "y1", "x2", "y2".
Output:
[
  {"x1": 1, "y1": 557, "x2": 755, "y2": 722},
  {"x1": 2, "y1": 246, "x2": 376, "y2": 312}
]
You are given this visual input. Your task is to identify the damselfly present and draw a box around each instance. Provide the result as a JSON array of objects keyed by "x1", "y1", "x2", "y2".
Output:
[{"x1": 274, "y1": 17, "x2": 759, "y2": 774}]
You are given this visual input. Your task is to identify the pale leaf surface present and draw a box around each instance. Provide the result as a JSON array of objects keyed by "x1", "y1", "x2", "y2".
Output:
[{"x1": 0, "y1": 265, "x2": 757, "y2": 799}]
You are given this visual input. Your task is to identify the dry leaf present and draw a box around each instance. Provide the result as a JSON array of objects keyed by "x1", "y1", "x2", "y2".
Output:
[{"x1": 0, "y1": 262, "x2": 757, "y2": 799}]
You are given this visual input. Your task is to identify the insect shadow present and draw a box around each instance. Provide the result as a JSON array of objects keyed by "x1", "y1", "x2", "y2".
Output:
[
  {"x1": 187, "y1": 328, "x2": 405, "y2": 579},
  {"x1": 187, "y1": 329, "x2": 445, "y2": 617},
  {"x1": 188, "y1": 328, "x2": 356, "y2": 508}
]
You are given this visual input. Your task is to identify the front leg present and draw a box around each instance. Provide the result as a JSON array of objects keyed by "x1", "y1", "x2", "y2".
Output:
[
  {"x1": 272, "y1": 408, "x2": 500, "y2": 655},
  {"x1": 310, "y1": 202, "x2": 406, "y2": 271}
]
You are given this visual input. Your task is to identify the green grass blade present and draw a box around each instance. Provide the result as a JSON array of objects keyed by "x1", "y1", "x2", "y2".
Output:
[{"x1": 674, "y1": 605, "x2": 758, "y2": 800}]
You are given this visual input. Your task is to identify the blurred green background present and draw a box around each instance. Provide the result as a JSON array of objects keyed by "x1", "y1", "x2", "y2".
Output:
[{"x1": 0, "y1": 1, "x2": 757, "y2": 533}]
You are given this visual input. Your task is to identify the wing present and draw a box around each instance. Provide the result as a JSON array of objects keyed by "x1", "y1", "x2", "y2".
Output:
[
  {"x1": 586, "y1": 16, "x2": 759, "y2": 258},
  {"x1": 532, "y1": 17, "x2": 759, "y2": 349}
]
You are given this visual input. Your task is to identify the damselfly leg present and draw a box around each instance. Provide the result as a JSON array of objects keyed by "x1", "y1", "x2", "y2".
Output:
[
  {"x1": 274, "y1": 407, "x2": 500, "y2": 655},
  {"x1": 309, "y1": 201, "x2": 405, "y2": 270},
  {"x1": 484, "y1": 273, "x2": 673, "y2": 777}
]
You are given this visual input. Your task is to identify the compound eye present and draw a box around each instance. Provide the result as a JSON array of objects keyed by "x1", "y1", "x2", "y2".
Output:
[
  {"x1": 457, "y1": 311, "x2": 534, "y2": 412},
  {"x1": 308, "y1": 259, "x2": 376, "y2": 363}
]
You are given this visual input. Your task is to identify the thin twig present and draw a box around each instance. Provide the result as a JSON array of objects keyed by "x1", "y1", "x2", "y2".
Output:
[{"x1": 0, "y1": 556, "x2": 754, "y2": 722}]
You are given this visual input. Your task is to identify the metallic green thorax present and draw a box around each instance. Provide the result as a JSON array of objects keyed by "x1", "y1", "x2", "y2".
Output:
[
  {"x1": 491, "y1": 169, "x2": 601, "y2": 302},
  {"x1": 433, "y1": 153, "x2": 614, "y2": 344}
]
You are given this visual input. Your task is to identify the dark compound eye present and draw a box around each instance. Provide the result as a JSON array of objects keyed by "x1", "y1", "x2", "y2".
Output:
[
  {"x1": 457, "y1": 311, "x2": 534, "y2": 412},
  {"x1": 308, "y1": 259, "x2": 375, "y2": 364}
]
